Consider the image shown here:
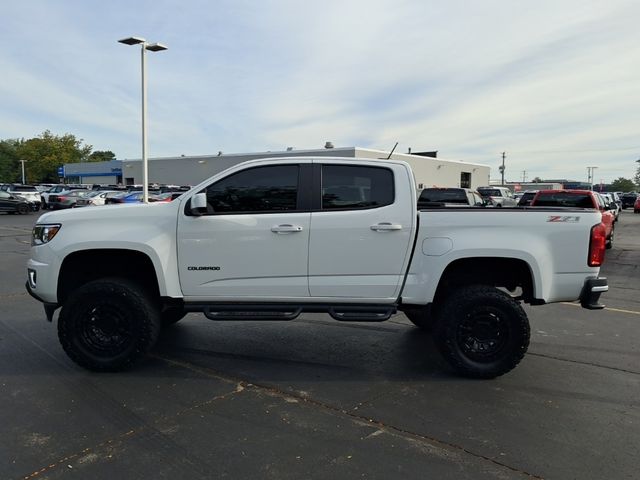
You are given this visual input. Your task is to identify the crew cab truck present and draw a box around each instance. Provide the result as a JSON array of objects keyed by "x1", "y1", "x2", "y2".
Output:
[{"x1": 26, "y1": 157, "x2": 609, "y2": 379}]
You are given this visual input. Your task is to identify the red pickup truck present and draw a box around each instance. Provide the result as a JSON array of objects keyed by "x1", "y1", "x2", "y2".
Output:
[{"x1": 530, "y1": 189, "x2": 615, "y2": 249}]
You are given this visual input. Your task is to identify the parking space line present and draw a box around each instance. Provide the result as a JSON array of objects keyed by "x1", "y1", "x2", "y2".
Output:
[{"x1": 562, "y1": 302, "x2": 640, "y2": 316}]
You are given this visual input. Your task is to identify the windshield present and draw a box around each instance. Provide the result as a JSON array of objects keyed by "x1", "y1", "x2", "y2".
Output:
[
  {"x1": 533, "y1": 192, "x2": 594, "y2": 208},
  {"x1": 419, "y1": 189, "x2": 468, "y2": 203},
  {"x1": 477, "y1": 188, "x2": 502, "y2": 197}
]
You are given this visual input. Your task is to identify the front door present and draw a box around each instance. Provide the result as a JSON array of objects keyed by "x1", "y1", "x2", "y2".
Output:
[{"x1": 177, "y1": 162, "x2": 311, "y2": 299}]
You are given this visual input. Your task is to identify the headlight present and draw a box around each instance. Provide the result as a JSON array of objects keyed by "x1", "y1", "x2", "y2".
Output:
[{"x1": 32, "y1": 224, "x2": 61, "y2": 246}]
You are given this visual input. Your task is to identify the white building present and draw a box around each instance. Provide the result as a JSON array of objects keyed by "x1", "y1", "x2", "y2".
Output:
[
  {"x1": 62, "y1": 146, "x2": 490, "y2": 190},
  {"x1": 116, "y1": 146, "x2": 490, "y2": 190}
]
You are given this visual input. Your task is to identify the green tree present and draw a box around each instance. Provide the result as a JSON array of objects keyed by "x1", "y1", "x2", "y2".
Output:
[
  {"x1": 0, "y1": 139, "x2": 20, "y2": 182},
  {"x1": 88, "y1": 150, "x2": 116, "y2": 162},
  {"x1": 14, "y1": 131, "x2": 93, "y2": 183},
  {"x1": 635, "y1": 159, "x2": 640, "y2": 189},
  {"x1": 610, "y1": 177, "x2": 636, "y2": 192},
  {"x1": 532, "y1": 176, "x2": 543, "y2": 183}
]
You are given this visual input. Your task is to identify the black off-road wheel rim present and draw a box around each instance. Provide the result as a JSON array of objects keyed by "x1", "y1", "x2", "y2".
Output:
[
  {"x1": 456, "y1": 307, "x2": 509, "y2": 362},
  {"x1": 17, "y1": 204, "x2": 29, "y2": 214},
  {"x1": 78, "y1": 302, "x2": 136, "y2": 358}
]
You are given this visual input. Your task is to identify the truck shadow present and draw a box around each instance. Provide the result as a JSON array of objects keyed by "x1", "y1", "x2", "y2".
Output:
[{"x1": 153, "y1": 315, "x2": 456, "y2": 383}]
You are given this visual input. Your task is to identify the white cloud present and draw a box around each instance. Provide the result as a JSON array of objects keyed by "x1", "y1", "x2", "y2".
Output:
[{"x1": 1, "y1": 0, "x2": 639, "y2": 182}]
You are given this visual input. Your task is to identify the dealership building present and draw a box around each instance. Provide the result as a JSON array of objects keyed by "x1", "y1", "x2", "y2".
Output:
[{"x1": 61, "y1": 146, "x2": 490, "y2": 190}]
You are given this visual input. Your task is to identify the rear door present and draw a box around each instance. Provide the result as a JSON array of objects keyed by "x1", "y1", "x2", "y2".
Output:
[{"x1": 308, "y1": 161, "x2": 415, "y2": 299}]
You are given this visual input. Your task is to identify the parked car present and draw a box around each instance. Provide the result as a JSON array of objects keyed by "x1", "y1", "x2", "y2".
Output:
[
  {"x1": 530, "y1": 189, "x2": 615, "y2": 248},
  {"x1": 600, "y1": 193, "x2": 620, "y2": 221},
  {"x1": 621, "y1": 193, "x2": 638, "y2": 209},
  {"x1": 476, "y1": 186, "x2": 518, "y2": 207},
  {"x1": 417, "y1": 187, "x2": 485, "y2": 208},
  {"x1": 0, "y1": 191, "x2": 32, "y2": 214},
  {"x1": 27, "y1": 156, "x2": 608, "y2": 378},
  {"x1": 611, "y1": 192, "x2": 622, "y2": 211},
  {"x1": 47, "y1": 190, "x2": 93, "y2": 209},
  {"x1": 75, "y1": 190, "x2": 123, "y2": 207},
  {"x1": 0, "y1": 184, "x2": 41, "y2": 209},
  {"x1": 154, "y1": 192, "x2": 185, "y2": 202},
  {"x1": 517, "y1": 190, "x2": 539, "y2": 207},
  {"x1": 635, "y1": 195, "x2": 640, "y2": 213},
  {"x1": 105, "y1": 191, "x2": 161, "y2": 204},
  {"x1": 40, "y1": 184, "x2": 78, "y2": 210}
]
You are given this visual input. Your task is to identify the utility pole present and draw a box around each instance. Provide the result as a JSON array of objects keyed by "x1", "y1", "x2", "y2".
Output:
[
  {"x1": 499, "y1": 152, "x2": 506, "y2": 185},
  {"x1": 521, "y1": 170, "x2": 527, "y2": 183}
]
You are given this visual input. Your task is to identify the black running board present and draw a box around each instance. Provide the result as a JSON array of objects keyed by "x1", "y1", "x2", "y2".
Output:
[{"x1": 184, "y1": 303, "x2": 397, "y2": 322}]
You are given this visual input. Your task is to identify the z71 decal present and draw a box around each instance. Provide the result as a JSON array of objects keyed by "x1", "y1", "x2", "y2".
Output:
[{"x1": 547, "y1": 216, "x2": 581, "y2": 223}]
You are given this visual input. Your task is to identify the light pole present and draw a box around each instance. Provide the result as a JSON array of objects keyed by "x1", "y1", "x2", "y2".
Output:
[
  {"x1": 19, "y1": 159, "x2": 27, "y2": 184},
  {"x1": 587, "y1": 166, "x2": 598, "y2": 191},
  {"x1": 118, "y1": 36, "x2": 168, "y2": 203}
]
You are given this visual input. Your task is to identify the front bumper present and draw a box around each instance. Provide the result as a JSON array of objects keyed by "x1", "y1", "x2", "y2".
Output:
[
  {"x1": 26, "y1": 281, "x2": 58, "y2": 321},
  {"x1": 580, "y1": 277, "x2": 608, "y2": 310}
]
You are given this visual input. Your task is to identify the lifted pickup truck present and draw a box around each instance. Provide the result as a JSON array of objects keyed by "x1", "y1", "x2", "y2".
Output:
[{"x1": 26, "y1": 157, "x2": 609, "y2": 378}]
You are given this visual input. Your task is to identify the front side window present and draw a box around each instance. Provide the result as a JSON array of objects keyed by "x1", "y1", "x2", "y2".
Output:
[
  {"x1": 203, "y1": 165, "x2": 299, "y2": 214},
  {"x1": 321, "y1": 165, "x2": 394, "y2": 210}
]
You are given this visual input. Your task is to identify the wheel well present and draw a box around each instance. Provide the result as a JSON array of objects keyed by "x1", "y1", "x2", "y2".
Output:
[
  {"x1": 58, "y1": 249, "x2": 160, "y2": 305},
  {"x1": 434, "y1": 257, "x2": 534, "y2": 304}
]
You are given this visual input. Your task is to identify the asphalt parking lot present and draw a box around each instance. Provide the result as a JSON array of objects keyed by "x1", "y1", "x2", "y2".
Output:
[{"x1": 1, "y1": 209, "x2": 638, "y2": 479}]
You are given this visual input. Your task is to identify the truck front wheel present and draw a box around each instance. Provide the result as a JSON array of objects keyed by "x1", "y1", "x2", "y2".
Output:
[
  {"x1": 58, "y1": 278, "x2": 161, "y2": 371},
  {"x1": 434, "y1": 285, "x2": 530, "y2": 379}
]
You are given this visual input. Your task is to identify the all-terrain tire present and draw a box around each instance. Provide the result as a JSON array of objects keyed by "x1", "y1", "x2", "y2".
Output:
[
  {"x1": 58, "y1": 278, "x2": 161, "y2": 371},
  {"x1": 434, "y1": 285, "x2": 530, "y2": 379}
]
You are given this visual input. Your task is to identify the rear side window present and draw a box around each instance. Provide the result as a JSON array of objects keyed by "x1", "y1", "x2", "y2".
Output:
[
  {"x1": 533, "y1": 193, "x2": 594, "y2": 208},
  {"x1": 321, "y1": 165, "x2": 394, "y2": 210},
  {"x1": 203, "y1": 165, "x2": 299, "y2": 214}
]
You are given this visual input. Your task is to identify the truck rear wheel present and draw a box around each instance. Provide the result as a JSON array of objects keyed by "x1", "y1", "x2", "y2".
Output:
[
  {"x1": 434, "y1": 285, "x2": 530, "y2": 379},
  {"x1": 58, "y1": 278, "x2": 161, "y2": 371}
]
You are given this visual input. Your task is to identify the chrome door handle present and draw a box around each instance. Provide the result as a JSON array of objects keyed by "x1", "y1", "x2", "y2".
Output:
[
  {"x1": 370, "y1": 223, "x2": 403, "y2": 231},
  {"x1": 271, "y1": 224, "x2": 303, "y2": 234}
]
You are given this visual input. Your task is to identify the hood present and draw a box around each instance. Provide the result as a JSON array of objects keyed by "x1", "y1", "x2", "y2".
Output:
[{"x1": 37, "y1": 201, "x2": 178, "y2": 224}]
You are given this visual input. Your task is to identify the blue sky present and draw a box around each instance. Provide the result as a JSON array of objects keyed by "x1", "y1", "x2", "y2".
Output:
[{"x1": 1, "y1": 0, "x2": 639, "y2": 183}]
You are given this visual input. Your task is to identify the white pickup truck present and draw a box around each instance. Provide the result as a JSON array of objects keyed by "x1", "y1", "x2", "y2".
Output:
[{"x1": 26, "y1": 157, "x2": 609, "y2": 378}]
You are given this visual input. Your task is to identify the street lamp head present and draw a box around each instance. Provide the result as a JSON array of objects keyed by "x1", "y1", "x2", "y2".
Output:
[
  {"x1": 145, "y1": 43, "x2": 168, "y2": 52},
  {"x1": 118, "y1": 36, "x2": 146, "y2": 45}
]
